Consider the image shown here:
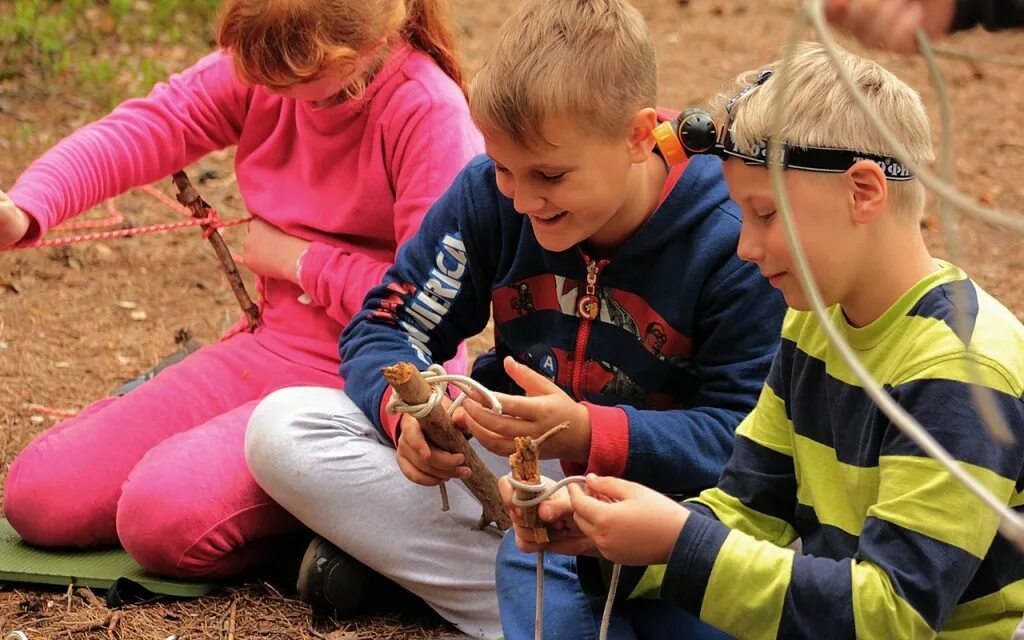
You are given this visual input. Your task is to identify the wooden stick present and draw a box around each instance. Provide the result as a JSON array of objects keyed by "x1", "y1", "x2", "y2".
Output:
[
  {"x1": 226, "y1": 599, "x2": 237, "y2": 640},
  {"x1": 171, "y1": 171, "x2": 260, "y2": 331},
  {"x1": 510, "y1": 423, "x2": 569, "y2": 544},
  {"x1": 382, "y1": 363, "x2": 511, "y2": 530}
]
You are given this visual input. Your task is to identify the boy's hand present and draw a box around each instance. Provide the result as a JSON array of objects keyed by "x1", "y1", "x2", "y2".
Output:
[
  {"x1": 395, "y1": 412, "x2": 472, "y2": 486},
  {"x1": 234, "y1": 218, "x2": 310, "y2": 285},
  {"x1": 567, "y1": 475, "x2": 689, "y2": 566},
  {"x1": 0, "y1": 189, "x2": 31, "y2": 247},
  {"x1": 498, "y1": 476, "x2": 599, "y2": 556},
  {"x1": 825, "y1": 0, "x2": 956, "y2": 53},
  {"x1": 461, "y1": 356, "x2": 592, "y2": 465}
]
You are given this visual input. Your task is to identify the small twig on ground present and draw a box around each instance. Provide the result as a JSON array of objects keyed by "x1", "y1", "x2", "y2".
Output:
[
  {"x1": 106, "y1": 610, "x2": 121, "y2": 640},
  {"x1": 74, "y1": 587, "x2": 104, "y2": 609},
  {"x1": 68, "y1": 610, "x2": 113, "y2": 634},
  {"x1": 226, "y1": 599, "x2": 237, "y2": 640}
]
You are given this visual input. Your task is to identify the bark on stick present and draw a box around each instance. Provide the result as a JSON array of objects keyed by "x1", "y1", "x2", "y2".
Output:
[
  {"x1": 171, "y1": 171, "x2": 260, "y2": 331},
  {"x1": 510, "y1": 423, "x2": 569, "y2": 544},
  {"x1": 382, "y1": 362, "x2": 511, "y2": 531}
]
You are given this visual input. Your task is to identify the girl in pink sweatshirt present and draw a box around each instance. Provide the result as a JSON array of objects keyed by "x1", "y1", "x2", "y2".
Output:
[{"x1": 0, "y1": 0, "x2": 481, "y2": 579}]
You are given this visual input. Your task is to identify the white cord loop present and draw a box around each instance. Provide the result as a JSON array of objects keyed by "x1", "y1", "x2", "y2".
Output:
[
  {"x1": 506, "y1": 473, "x2": 619, "y2": 640},
  {"x1": 507, "y1": 474, "x2": 589, "y2": 507},
  {"x1": 385, "y1": 364, "x2": 504, "y2": 419}
]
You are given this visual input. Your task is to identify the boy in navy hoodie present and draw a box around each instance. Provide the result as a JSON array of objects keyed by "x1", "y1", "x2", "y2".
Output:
[{"x1": 245, "y1": 0, "x2": 785, "y2": 637}]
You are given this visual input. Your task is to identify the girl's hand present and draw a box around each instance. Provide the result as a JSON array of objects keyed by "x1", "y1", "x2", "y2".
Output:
[
  {"x1": 234, "y1": 218, "x2": 310, "y2": 285},
  {"x1": 825, "y1": 0, "x2": 956, "y2": 53},
  {"x1": 567, "y1": 475, "x2": 689, "y2": 566},
  {"x1": 460, "y1": 357, "x2": 592, "y2": 464},
  {"x1": 0, "y1": 189, "x2": 31, "y2": 247}
]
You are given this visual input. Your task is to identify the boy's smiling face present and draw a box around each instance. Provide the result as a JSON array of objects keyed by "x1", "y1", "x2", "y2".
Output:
[
  {"x1": 723, "y1": 158, "x2": 859, "y2": 311},
  {"x1": 483, "y1": 114, "x2": 656, "y2": 254}
]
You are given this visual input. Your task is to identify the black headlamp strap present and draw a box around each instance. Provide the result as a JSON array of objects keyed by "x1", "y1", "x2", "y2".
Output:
[
  {"x1": 717, "y1": 133, "x2": 916, "y2": 181},
  {"x1": 665, "y1": 68, "x2": 917, "y2": 181}
]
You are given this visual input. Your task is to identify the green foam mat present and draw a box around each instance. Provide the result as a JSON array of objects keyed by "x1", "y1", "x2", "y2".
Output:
[{"x1": 0, "y1": 518, "x2": 219, "y2": 597}]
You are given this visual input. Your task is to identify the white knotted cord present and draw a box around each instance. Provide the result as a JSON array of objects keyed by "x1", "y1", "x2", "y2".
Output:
[
  {"x1": 385, "y1": 364, "x2": 504, "y2": 419},
  {"x1": 507, "y1": 474, "x2": 621, "y2": 640},
  {"x1": 386, "y1": 364, "x2": 504, "y2": 510}
]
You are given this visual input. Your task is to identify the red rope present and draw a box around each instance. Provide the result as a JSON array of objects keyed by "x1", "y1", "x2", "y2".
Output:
[
  {"x1": 3, "y1": 183, "x2": 252, "y2": 251},
  {"x1": 9, "y1": 182, "x2": 253, "y2": 419}
]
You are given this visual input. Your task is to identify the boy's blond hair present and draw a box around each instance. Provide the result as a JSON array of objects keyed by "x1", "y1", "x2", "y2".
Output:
[
  {"x1": 470, "y1": 0, "x2": 656, "y2": 146},
  {"x1": 716, "y1": 42, "x2": 934, "y2": 221}
]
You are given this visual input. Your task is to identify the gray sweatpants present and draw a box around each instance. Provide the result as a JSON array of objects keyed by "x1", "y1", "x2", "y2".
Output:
[{"x1": 245, "y1": 386, "x2": 564, "y2": 640}]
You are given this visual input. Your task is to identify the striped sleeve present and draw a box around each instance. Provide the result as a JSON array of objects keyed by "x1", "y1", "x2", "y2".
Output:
[
  {"x1": 659, "y1": 358, "x2": 1024, "y2": 640},
  {"x1": 683, "y1": 361, "x2": 800, "y2": 549}
]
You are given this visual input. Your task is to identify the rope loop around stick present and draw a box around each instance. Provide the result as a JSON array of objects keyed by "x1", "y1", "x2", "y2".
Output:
[{"x1": 385, "y1": 364, "x2": 504, "y2": 419}]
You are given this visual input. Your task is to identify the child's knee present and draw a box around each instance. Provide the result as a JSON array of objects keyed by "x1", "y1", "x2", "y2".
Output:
[
  {"x1": 4, "y1": 443, "x2": 115, "y2": 547},
  {"x1": 246, "y1": 386, "x2": 378, "y2": 481},
  {"x1": 245, "y1": 387, "x2": 301, "y2": 464},
  {"x1": 116, "y1": 473, "x2": 225, "y2": 579}
]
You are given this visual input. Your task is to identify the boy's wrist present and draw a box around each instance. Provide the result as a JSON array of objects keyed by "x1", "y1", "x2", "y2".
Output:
[
  {"x1": 569, "y1": 401, "x2": 593, "y2": 466},
  {"x1": 653, "y1": 504, "x2": 690, "y2": 564}
]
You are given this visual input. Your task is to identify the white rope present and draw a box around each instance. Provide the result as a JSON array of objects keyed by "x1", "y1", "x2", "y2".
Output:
[
  {"x1": 386, "y1": 364, "x2": 504, "y2": 510},
  {"x1": 385, "y1": 364, "x2": 504, "y2": 418},
  {"x1": 915, "y1": 30, "x2": 1015, "y2": 445},
  {"x1": 507, "y1": 474, "x2": 620, "y2": 640},
  {"x1": 763, "y1": 2, "x2": 1024, "y2": 550}
]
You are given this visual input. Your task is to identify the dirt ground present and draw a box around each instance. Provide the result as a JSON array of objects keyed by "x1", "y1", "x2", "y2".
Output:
[{"x1": 0, "y1": 0, "x2": 1022, "y2": 637}]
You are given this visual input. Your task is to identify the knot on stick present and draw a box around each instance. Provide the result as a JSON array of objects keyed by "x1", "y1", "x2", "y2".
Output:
[{"x1": 386, "y1": 364, "x2": 503, "y2": 419}]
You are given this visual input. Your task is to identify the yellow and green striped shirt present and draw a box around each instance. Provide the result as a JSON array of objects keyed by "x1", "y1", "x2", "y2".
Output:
[{"x1": 631, "y1": 262, "x2": 1024, "y2": 639}]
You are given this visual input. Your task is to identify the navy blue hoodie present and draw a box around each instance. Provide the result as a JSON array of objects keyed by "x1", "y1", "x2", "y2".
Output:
[{"x1": 340, "y1": 153, "x2": 786, "y2": 495}]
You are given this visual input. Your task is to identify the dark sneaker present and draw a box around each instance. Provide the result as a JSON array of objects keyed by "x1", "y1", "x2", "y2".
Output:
[{"x1": 296, "y1": 536, "x2": 368, "y2": 617}]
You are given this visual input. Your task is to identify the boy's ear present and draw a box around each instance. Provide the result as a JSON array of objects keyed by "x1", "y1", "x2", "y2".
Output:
[
  {"x1": 845, "y1": 159, "x2": 888, "y2": 224},
  {"x1": 626, "y1": 107, "x2": 659, "y2": 163}
]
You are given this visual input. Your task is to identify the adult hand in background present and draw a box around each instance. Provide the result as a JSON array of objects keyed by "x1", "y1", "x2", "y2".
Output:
[{"x1": 825, "y1": 0, "x2": 956, "y2": 53}]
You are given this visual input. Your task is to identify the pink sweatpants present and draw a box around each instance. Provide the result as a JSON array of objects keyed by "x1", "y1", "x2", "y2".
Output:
[{"x1": 3, "y1": 331, "x2": 343, "y2": 579}]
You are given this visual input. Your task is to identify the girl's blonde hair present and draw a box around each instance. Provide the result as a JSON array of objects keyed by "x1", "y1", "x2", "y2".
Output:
[
  {"x1": 218, "y1": 0, "x2": 465, "y2": 98},
  {"x1": 470, "y1": 0, "x2": 657, "y2": 146},
  {"x1": 716, "y1": 42, "x2": 934, "y2": 221}
]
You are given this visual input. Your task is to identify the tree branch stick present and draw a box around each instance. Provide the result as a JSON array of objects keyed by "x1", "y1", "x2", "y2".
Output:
[
  {"x1": 382, "y1": 362, "x2": 511, "y2": 530},
  {"x1": 510, "y1": 423, "x2": 568, "y2": 544},
  {"x1": 171, "y1": 170, "x2": 260, "y2": 331}
]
